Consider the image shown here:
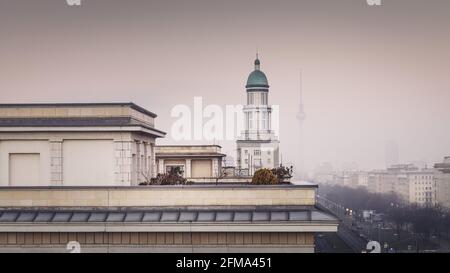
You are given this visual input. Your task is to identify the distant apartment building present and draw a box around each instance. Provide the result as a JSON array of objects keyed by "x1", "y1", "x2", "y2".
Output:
[
  {"x1": 356, "y1": 172, "x2": 369, "y2": 188},
  {"x1": 313, "y1": 162, "x2": 335, "y2": 184},
  {"x1": 367, "y1": 164, "x2": 437, "y2": 206},
  {"x1": 341, "y1": 171, "x2": 369, "y2": 189},
  {"x1": 335, "y1": 174, "x2": 352, "y2": 187},
  {"x1": 367, "y1": 170, "x2": 387, "y2": 194},
  {"x1": 313, "y1": 173, "x2": 335, "y2": 185},
  {"x1": 434, "y1": 156, "x2": 450, "y2": 209},
  {"x1": 407, "y1": 169, "x2": 437, "y2": 206}
]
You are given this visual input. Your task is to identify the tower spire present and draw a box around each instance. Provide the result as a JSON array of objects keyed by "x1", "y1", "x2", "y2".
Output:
[
  {"x1": 254, "y1": 51, "x2": 260, "y2": 70},
  {"x1": 297, "y1": 70, "x2": 305, "y2": 121},
  {"x1": 296, "y1": 69, "x2": 306, "y2": 179}
]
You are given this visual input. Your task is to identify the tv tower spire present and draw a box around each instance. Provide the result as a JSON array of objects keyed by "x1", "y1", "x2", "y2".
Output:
[
  {"x1": 296, "y1": 70, "x2": 306, "y2": 122},
  {"x1": 296, "y1": 70, "x2": 306, "y2": 179}
]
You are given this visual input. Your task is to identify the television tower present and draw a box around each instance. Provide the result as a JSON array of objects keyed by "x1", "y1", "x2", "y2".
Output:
[{"x1": 295, "y1": 70, "x2": 306, "y2": 179}]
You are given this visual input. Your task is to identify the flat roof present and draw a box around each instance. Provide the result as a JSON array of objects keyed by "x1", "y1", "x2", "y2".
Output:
[
  {"x1": 0, "y1": 102, "x2": 158, "y2": 118},
  {"x1": 156, "y1": 144, "x2": 222, "y2": 148},
  {"x1": 0, "y1": 102, "x2": 167, "y2": 136},
  {"x1": 0, "y1": 119, "x2": 167, "y2": 137},
  {"x1": 156, "y1": 153, "x2": 226, "y2": 158}
]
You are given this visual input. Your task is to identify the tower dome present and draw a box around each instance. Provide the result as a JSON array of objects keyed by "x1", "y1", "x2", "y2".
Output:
[{"x1": 246, "y1": 57, "x2": 269, "y2": 89}]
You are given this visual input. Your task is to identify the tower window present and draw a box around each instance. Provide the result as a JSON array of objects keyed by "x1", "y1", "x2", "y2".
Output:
[
  {"x1": 261, "y1": 112, "x2": 267, "y2": 130},
  {"x1": 248, "y1": 112, "x2": 254, "y2": 129},
  {"x1": 262, "y1": 93, "x2": 268, "y2": 105},
  {"x1": 248, "y1": 93, "x2": 254, "y2": 105}
]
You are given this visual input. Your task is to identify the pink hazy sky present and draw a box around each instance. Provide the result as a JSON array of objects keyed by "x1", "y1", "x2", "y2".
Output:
[{"x1": 0, "y1": 0, "x2": 449, "y2": 171}]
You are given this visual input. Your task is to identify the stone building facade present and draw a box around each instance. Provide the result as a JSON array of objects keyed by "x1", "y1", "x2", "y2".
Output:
[
  {"x1": 367, "y1": 164, "x2": 437, "y2": 206},
  {"x1": 155, "y1": 145, "x2": 225, "y2": 180},
  {"x1": 0, "y1": 103, "x2": 165, "y2": 186},
  {"x1": 0, "y1": 184, "x2": 337, "y2": 253},
  {"x1": 434, "y1": 156, "x2": 450, "y2": 209}
]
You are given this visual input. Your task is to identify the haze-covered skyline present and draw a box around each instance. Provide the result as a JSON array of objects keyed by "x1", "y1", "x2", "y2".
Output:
[{"x1": 1, "y1": 0, "x2": 449, "y2": 171}]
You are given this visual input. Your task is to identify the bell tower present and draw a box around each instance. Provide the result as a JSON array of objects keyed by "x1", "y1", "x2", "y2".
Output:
[{"x1": 236, "y1": 55, "x2": 280, "y2": 175}]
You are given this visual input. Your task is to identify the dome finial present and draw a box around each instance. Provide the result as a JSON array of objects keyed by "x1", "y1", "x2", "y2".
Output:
[{"x1": 254, "y1": 50, "x2": 260, "y2": 70}]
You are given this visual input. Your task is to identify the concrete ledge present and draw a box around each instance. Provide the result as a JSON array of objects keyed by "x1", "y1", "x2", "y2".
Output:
[
  {"x1": 0, "y1": 245, "x2": 315, "y2": 253},
  {"x1": 0, "y1": 222, "x2": 337, "y2": 233},
  {"x1": 0, "y1": 181, "x2": 317, "y2": 189},
  {"x1": 0, "y1": 184, "x2": 317, "y2": 207}
]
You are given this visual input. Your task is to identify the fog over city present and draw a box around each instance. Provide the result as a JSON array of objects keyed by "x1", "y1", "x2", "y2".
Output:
[{"x1": 1, "y1": 0, "x2": 449, "y2": 172}]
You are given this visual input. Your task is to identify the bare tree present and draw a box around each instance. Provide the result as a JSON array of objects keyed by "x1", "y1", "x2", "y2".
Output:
[{"x1": 214, "y1": 160, "x2": 228, "y2": 185}]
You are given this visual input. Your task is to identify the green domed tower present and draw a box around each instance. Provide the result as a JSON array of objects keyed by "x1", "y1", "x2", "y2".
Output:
[
  {"x1": 236, "y1": 55, "x2": 280, "y2": 175},
  {"x1": 246, "y1": 57, "x2": 269, "y2": 89},
  {"x1": 245, "y1": 55, "x2": 270, "y2": 106}
]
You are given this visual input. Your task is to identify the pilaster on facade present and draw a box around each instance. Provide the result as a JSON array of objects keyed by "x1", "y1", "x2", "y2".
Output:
[
  {"x1": 212, "y1": 158, "x2": 219, "y2": 177},
  {"x1": 185, "y1": 159, "x2": 192, "y2": 178},
  {"x1": 49, "y1": 140, "x2": 63, "y2": 186},
  {"x1": 143, "y1": 142, "x2": 150, "y2": 179},
  {"x1": 114, "y1": 141, "x2": 133, "y2": 185},
  {"x1": 158, "y1": 159, "x2": 165, "y2": 175},
  {"x1": 135, "y1": 140, "x2": 142, "y2": 184},
  {"x1": 150, "y1": 143, "x2": 156, "y2": 178}
]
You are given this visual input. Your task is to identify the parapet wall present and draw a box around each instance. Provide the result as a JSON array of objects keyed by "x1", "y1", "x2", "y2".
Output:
[{"x1": 0, "y1": 184, "x2": 317, "y2": 208}]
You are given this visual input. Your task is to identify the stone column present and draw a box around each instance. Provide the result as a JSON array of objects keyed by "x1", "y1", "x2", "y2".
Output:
[
  {"x1": 268, "y1": 108, "x2": 272, "y2": 131},
  {"x1": 185, "y1": 159, "x2": 192, "y2": 178},
  {"x1": 114, "y1": 141, "x2": 133, "y2": 185},
  {"x1": 135, "y1": 141, "x2": 142, "y2": 184},
  {"x1": 150, "y1": 143, "x2": 156, "y2": 178},
  {"x1": 158, "y1": 158, "x2": 164, "y2": 175},
  {"x1": 49, "y1": 140, "x2": 63, "y2": 186},
  {"x1": 142, "y1": 142, "x2": 149, "y2": 180}
]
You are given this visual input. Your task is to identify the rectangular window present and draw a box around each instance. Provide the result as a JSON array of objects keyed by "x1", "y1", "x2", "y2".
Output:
[
  {"x1": 254, "y1": 158, "x2": 262, "y2": 166},
  {"x1": 261, "y1": 112, "x2": 267, "y2": 130},
  {"x1": 248, "y1": 93, "x2": 254, "y2": 105},
  {"x1": 254, "y1": 150, "x2": 261, "y2": 156},
  {"x1": 249, "y1": 112, "x2": 254, "y2": 129},
  {"x1": 262, "y1": 93, "x2": 267, "y2": 105},
  {"x1": 166, "y1": 165, "x2": 184, "y2": 175}
]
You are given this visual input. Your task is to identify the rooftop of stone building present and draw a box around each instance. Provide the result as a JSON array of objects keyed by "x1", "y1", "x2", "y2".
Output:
[{"x1": 0, "y1": 102, "x2": 166, "y2": 136}]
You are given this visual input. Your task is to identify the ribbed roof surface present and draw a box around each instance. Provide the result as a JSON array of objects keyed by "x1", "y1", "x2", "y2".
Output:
[{"x1": 0, "y1": 209, "x2": 336, "y2": 223}]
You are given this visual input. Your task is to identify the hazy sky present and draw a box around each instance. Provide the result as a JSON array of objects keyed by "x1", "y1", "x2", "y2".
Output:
[{"x1": 1, "y1": 0, "x2": 449, "y2": 172}]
